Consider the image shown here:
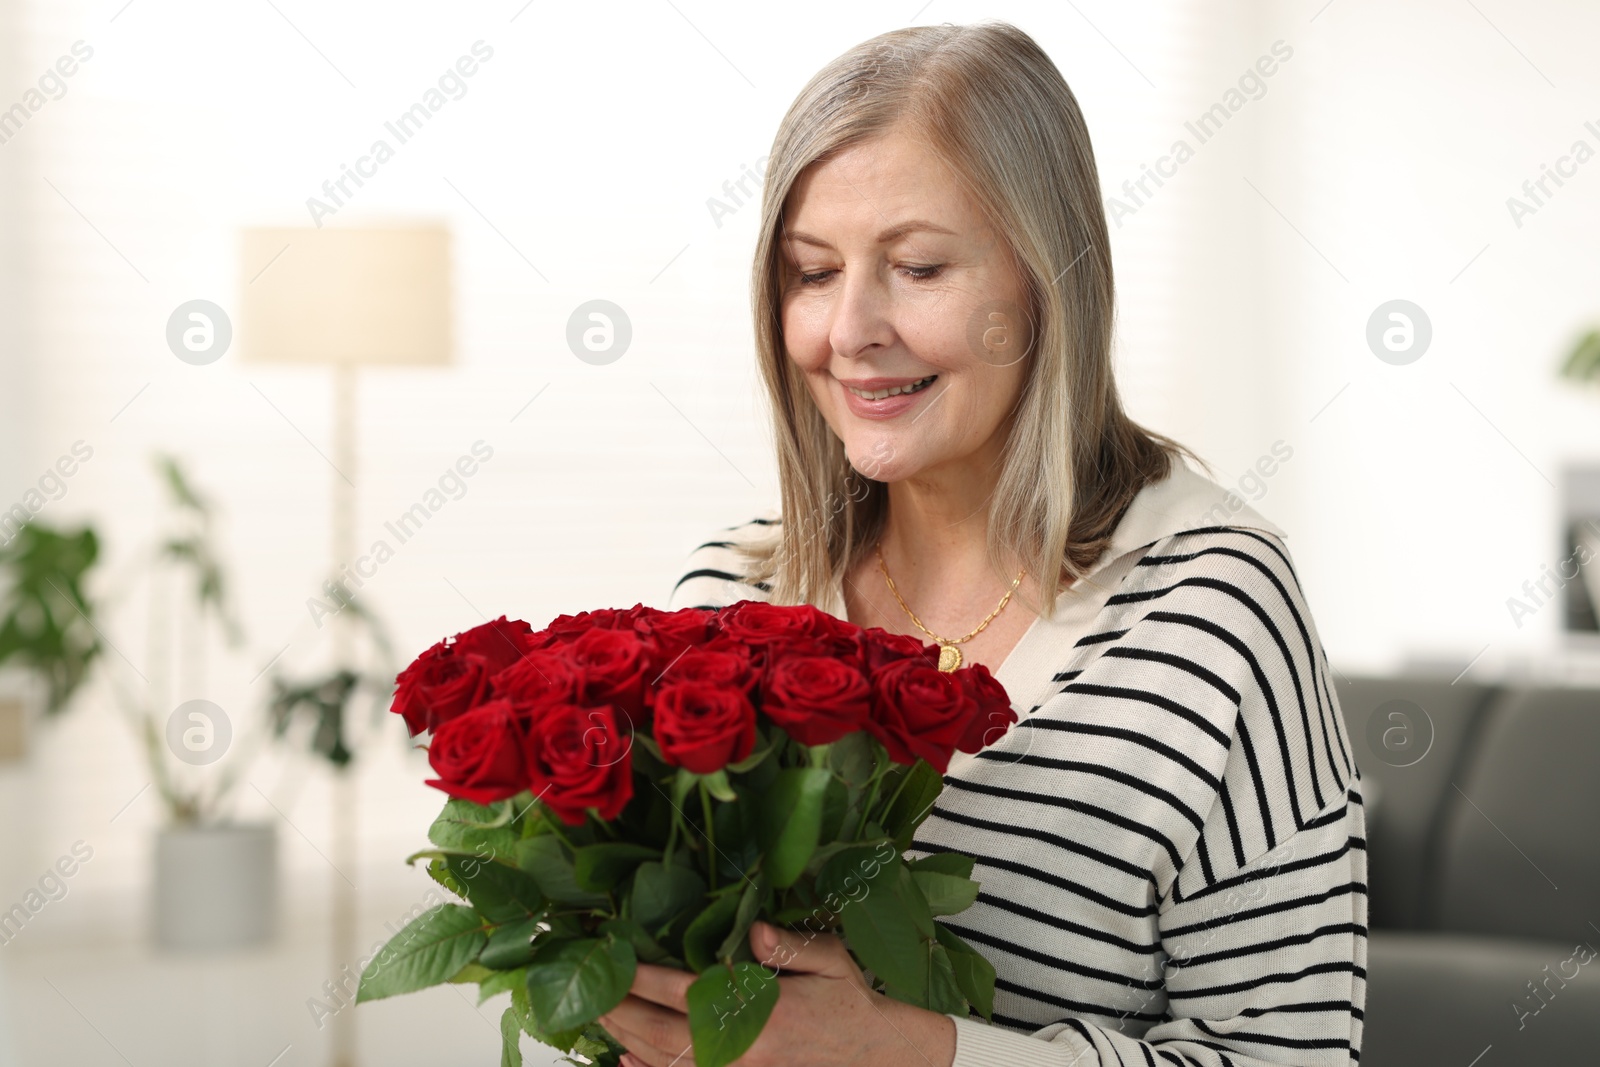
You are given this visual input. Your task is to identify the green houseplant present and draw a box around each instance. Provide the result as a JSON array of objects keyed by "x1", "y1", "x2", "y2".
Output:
[
  {"x1": 96, "y1": 455, "x2": 277, "y2": 950},
  {"x1": 1558, "y1": 327, "x2": 1600, "y2": 632},
  {"x1": 0, "y1": 522, "x2": 102, "y2": 706}
]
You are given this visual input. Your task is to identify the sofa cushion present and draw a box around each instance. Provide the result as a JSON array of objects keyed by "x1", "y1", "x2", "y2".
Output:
[
  {"x1": 1333, "y1": 675, "x2": 1495, "y2": 928},
  {"x1": 1363, "y1": 931, "x2": 1600, "y2": 1067},
  {"x1": 1434, "y1": 685, "x2": 1600, "y2": 941}
]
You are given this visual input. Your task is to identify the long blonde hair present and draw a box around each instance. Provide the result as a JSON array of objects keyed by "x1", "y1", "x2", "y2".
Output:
[{"x1": 738, "y1": 21, "x2": 1206, "y2": 620}]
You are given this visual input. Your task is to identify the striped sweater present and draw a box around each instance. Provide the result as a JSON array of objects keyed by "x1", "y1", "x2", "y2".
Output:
[{"x1": 667, "y1": 464, "x2": 1367, "y2": 1067}]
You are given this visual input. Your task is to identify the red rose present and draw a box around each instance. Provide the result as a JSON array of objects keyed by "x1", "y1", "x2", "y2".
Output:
[
  {"x1": 653, "y1": 682, "x2": 757, "y2": 774},
  {"x1": 719, "y1": 601, "x2": 858, "y2": 656},
  {"x1": 544, "y1": 604, "x2": 654, "y2": 643},
  {"x1": 634, "y1": 606, "x2": 718, "y2": 677},
  {"x1": 569, "y1": 628, "x2": 650, "y2": 725},
  {"x1": 392, "y1": 642, "x2": 491, "y2": 736},
  {"x1": 859, "y1": 627, "x2": 939, "y2": 672},
  {"x1": 524, "y1": 702, "x2": 634, "y2": 826},
  {"x1": 955, "y1": 663, "x2": 1018, "y2": 753},
  {"x1": 636, "y1": 606, "x2": 716, "y2": 650},
  {"x1": 392, "y1": 617, "x2": 539, "y2": 736},
  {"x1": 491, "y1": 648, "x2": 584, "y2": 706},
  {"x1": 867, "y1": 659, "x2": 979, "y2": 773},
  {"x1": 451, "y1": 616, "x2": 536, "y2": 673},
  {"x1": 761, "y1": 655, "x2": 871, "y2": 747},
  {"x1": 657, "y1": 643, "x2": 754, "y2": 692},
  {"x1": 423, "y1": 699, "x2": 529, "y2": 805}
]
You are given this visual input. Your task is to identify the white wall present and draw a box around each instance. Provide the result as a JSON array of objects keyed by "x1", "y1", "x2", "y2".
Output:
[
  {"x1": 1, "y1": 0, "x2": 1596, "y2": 968},
  {"x1": 0, "y1": 0, "x2": 1207, "y2": 938}
]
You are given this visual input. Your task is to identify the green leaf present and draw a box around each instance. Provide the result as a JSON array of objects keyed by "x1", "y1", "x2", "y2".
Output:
[
  {"x1": 681, "y1": 892, "x2": 743, "y2": 974},
  {"x1": 826, "y1": 731, "x2": 877, "y2": 788},
  {"x1": 838, "y1": 863, "x2": 930, "y2": 993},
  {"x1": 509, "y1": 982, "x2": 584, "y2": 1052},
  {"x1": 887, "y1": 942, "x2": 967, "y2": 1015},
  {"x1": 500, "y1": 1006, "x2": 523, "y2": 1067},
  {"x1": 769, "y1": 903, "x2": 832, "y2": 927},
  {"x1": 819, "y1": 774, "x2": 849, "y2": 843},
  {"x1": 814, "y1": 843, "x2": 895, "y2": 908},
  {"x1": 701, "y1": 769, "x2": 737, "y2": 802},
  {"x1": 910, "y1": 870, "x2": 980, "y2": 916},
  {"x1": 927, "y1": 943, "x2": 965, "y2": 1014},
  {"x1": 715, "y1": 875, "x2": 767, "y2": 961},
  {"x1": 935, "y1": 924, "x2": 996, "y2": 1021},
  {"x1": 478, "y1": 966, "x2": 528, "y2": 1004},
  {"x1": 449, "y1": 962, "x2": 495, "y2": 985},
  {"x1": 881, "y1": 761, "x2": 944, "y2": 850},
  {"x1": 0, "y1": 522, "x2": 102, "y2": 714},
  {"x1": 898, "y1": 862, "x2": 937, "y2": 939},
  {"x1": 1560, "y1": 328, "x2": 1600, "y2": 382},
  {"x1": 357, "y1": 904, "x2": 488, "y2": 1003},
  {"x1": 710, "y1": 783, "x2": 762, "y2": 884},
  {"x1": 481, "y1": 916, "x2": 545, "y2": 970},
  {"x1": 726, "y1": 739, "x2": 775, "y2": 773},
  {"x1": 442, "y1": 853, "x2": 546, "y2": 923},
  {"x1": 686, "y1": 962, "x2": 781, "y2": 1067},
  {"x1": 515, "y1": 835, "x2": 610, "y2": 908},
  {"x1": 430, "y1": 798, "x2": 521, "y2": 860},
  {"x1": 600, "y1": 917, "x2": 672, "y2": 965},
  {"x1": 806, "y1": 838, "x2": 892, "y2": 881},
  {"x1": 758, "y1": 767, "x2": 832, "y2": 889},
  {"x1": 524, "y1": 937, "x2": 637, "y2": 1033},
  {"x1": 571, "y1": 1030, "x2": 622, "y2": 1064},
  {"x1": 573, "y1": 842, "x2": 660, "y2": 892},
  {"x1": 427, "y1": 857, "x2": 467, "y2": 898},
  {"x1": 630, "y1": 861, "x2": 707, "y2": 935},
  {"x1": 908, "y1": 852, "x2": 975, "y2": 880}
]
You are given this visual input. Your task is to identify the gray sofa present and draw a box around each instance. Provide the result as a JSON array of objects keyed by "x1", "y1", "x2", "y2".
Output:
[{"x1": 1335, "y1": 675, "x2": 1600, "y2": 1066}]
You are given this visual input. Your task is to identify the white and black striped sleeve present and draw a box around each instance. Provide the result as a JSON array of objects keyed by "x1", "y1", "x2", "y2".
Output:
[
  {"x1": 945, "y1": 527, "x2": 1367, "y2": 1066},
  {"x1": 665, "y1": 515, "x2": 777, "y2": 611}
]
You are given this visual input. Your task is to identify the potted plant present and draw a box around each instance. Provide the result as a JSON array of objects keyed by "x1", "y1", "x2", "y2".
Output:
[
  {"x1": 98, "y1": 456, "x2": 277, "y2": 951},
  {"x1": 0, "y1": 522, "x2": 102, "y2": 762},
  {"x1": 1558, "y1": 328, "x2": 1600, "y2": 627}
]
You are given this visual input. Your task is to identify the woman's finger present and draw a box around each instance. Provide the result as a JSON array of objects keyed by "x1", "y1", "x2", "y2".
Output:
[
  {"x1": 626, "y1": 962, "x2": 695, "y2": 1012},
  {"x1": 750, "y1": 920, "x2": 858, "y2": 979},
  {"x1": 599, "y1": 995, "x2": 692, "y2": 1065},
  {"x1": 600, "y1": 1018, "x2": 673, "y2": 1067}
]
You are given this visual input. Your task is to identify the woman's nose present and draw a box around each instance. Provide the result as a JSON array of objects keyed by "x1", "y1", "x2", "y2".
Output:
[{"x1": 828, "y1": 268, "x2": 896, "y2": 360}]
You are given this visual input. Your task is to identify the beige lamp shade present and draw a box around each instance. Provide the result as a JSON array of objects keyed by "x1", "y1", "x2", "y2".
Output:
[{"x1": 239, "y1": 226, "x2": 451, "y2": 365}]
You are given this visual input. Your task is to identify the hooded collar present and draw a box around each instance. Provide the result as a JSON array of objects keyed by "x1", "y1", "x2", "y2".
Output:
[
  {"x1": 1089, "y1": 456, "x2": 1287, "y2": 578},
  {"x1": 814, "y1": 457, "x2": 1286, "y2": 616}
]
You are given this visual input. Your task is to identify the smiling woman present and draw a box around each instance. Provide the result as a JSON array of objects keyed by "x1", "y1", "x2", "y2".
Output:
[{"x1": 648, "y1": 19, "x2": 1365, "y2": 1067}]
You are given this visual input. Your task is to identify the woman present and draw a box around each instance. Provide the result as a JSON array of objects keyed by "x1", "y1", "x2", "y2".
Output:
[{"x1": 599, "y1": 21, "x2": 1366, "y2": 1067}]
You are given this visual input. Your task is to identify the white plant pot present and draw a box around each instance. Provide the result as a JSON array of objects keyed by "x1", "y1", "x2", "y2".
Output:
[
  {"x1": 153, "y1": 822, "x2": 277, "y2": 951},
  {"x1": 0, "y1": 668, "x2": 39, "y2": 765}
]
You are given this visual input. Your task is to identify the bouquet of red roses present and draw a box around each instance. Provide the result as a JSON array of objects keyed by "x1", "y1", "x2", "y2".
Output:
[{"x1": 357, "y1": 600, "x2": 1015, "y2": 1067}]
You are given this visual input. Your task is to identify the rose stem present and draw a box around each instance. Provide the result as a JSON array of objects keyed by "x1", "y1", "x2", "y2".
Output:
[
  {"x1": 699, "y1": 780, "x2": 718, "y2": 892},
  {"x1": 855, "y1": 766, "x2": 886, "y2": 840},
  {"x1": 871, "y1": 759, "x2": 916, "y2": 836}
]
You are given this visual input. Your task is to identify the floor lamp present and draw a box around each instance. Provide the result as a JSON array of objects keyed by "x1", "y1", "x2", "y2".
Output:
[{"x1": 239, "y1": 225, "x2": 452, "y2": 1067}]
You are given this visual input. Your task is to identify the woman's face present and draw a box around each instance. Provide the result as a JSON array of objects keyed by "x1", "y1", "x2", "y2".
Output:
[{"x1": 779, "y1": 127, "x2": 1033, "y2": 486}]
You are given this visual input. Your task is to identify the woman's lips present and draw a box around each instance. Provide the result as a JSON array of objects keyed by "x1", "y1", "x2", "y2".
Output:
[{"x1": 836, "y1": 375, "x2": 938, "y2": 420}]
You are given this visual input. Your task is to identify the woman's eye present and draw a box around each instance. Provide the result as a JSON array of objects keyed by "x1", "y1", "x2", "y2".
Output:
[{"x1": 795, "y1": 264, "x2": 942, "y2": 285}]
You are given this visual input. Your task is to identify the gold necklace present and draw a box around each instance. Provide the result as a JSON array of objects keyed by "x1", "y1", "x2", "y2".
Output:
[{"x1": 874, "y1": 540, "x2": 1025, "y2": 672}]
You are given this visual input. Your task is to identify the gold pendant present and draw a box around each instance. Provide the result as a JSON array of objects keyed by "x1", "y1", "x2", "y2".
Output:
[{"x1": 937, "y1": 643, "x2": 962, "y2": 672}]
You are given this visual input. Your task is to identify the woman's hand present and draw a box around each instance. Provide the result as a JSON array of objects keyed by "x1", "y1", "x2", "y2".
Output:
[{"x1": 597, "y1": 920, "x2": 957, "y2": 1067}]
